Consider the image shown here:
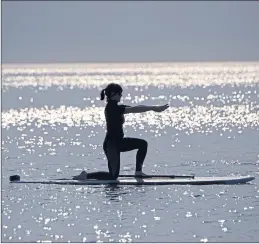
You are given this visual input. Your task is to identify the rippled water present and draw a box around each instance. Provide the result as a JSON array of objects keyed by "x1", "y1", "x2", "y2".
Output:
[{"x1": 2, "y1": 63, "x2": 259, "y2": 242}]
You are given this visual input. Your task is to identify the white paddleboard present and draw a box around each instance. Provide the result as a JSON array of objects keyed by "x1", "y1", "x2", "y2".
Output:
[{"x1": 10, "y1": 175, "x2": 255, "y2": 185}]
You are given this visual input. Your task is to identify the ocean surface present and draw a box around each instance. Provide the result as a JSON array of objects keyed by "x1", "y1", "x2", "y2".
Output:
[{"x1": 1, "y1": 62, "x2": 259, "y2": 243}]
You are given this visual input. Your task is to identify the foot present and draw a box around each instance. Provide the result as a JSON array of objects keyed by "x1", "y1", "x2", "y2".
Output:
[
  {"x1": 135, "y1": 171, "x2": 148, "y2": 178},
  {"x1": 72, "y1": 171, "x2": 88, "y2": 180}
]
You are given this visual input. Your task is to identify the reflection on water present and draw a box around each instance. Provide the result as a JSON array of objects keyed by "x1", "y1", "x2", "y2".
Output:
[
  {"x1": 2, "y1": 63, "x2": 259, "y2": 242},
  {"x1": 103, "y1": 185, "x2": 129, "y2": 202},
  {"x1": 2, "y1": 62, "x2": 259, "y2": 89},
  {"x1": 103, "y1": 184, "x2": 148, "y2": 203},
  {"x1": 2, "y1": 103, "x2": 259, "y2": 134}
]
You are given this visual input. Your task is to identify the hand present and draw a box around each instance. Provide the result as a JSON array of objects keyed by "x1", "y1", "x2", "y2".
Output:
[{"x1": 153, "y1": 104, "x2": 169, "y2": 112}]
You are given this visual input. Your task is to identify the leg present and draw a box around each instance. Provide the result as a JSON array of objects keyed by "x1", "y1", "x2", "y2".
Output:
[
  {"x1": 86, "y1": 171, "x2": 112, "y2": 180},
  {"x1": 75, "y1": 139, "x2": 120, "y2": 180},
  {"x1": 73, "y1": 170, "x2": 113, "y2": 180},
  {"x1": 87, "y1": 139, "x2": 120, "y2": 180},
  {"x1": 120, "y1": 137, "x2": 148, "y2": 172},
  {"x1": 103, "y1": 138, "x2": 121, "y2": 180}
]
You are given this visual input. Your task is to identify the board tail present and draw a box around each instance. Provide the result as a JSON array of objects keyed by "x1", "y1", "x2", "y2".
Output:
[{"x1": 9, "y1": 175, "x2": 20, "y2": 181}]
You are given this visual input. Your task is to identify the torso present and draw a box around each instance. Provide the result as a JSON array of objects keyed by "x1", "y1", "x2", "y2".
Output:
[{"x1": 104, "y1": 101, "x2": 126, "y2": 140}]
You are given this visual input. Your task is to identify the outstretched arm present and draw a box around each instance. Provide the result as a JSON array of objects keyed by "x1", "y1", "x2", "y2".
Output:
[{"x1": 124, "y1": 104, "x2": 169, "y2": 114}]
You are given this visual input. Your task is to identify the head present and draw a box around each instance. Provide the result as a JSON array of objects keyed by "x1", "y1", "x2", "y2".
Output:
[{"x1": 100, "y1": 83, "x2": 123, "y2": 102}]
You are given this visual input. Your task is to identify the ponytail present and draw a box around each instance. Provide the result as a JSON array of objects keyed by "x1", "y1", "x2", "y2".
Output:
[
  {"x1": 100, "y1": 83, "x2": 123, "y2": 101},
  {"x1": 100, "y1": 89, "x2": 105, "y2": 101}
]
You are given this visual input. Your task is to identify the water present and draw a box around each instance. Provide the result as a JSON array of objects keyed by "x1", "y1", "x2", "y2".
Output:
[{"x1": 2, "y1": 62, "x2": 259, "y2": 242}]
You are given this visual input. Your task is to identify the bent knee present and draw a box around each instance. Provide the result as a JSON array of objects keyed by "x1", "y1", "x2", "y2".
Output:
[
  {"x1": 110, "y1": 173, "x2": 119, "y2": 180},
  {"x1": 141, "y1": 139, "x2": 148, "y2": 149}
]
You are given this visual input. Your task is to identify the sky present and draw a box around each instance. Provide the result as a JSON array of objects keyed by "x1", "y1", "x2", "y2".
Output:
[{"x1": 2, "y1": 1, "x2": 259, "y2": 63}]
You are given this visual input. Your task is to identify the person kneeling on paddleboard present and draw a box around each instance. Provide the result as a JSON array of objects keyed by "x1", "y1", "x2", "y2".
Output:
[{"x1": 73, "y1": 83, "x2": 169, "y2": 180}]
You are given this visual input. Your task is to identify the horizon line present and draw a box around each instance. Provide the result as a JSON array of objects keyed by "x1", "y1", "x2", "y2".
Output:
[{"x1": 2, "y1": 60, "x2": 259, "y2": 66}]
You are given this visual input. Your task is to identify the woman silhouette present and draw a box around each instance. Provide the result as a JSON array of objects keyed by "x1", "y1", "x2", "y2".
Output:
[{"x1": 73, "y1": 83, "x2": 169, "y2": 180}]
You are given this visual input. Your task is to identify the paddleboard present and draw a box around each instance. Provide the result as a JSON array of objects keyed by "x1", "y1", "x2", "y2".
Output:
[{"x1": 10, "y1": 175, "x2": 255, "y2": 185}]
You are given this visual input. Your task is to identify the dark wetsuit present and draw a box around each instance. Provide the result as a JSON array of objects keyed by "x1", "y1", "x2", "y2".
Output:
[{"x1": 87, "y1": 100, "x2": 148, "y2": 180}]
